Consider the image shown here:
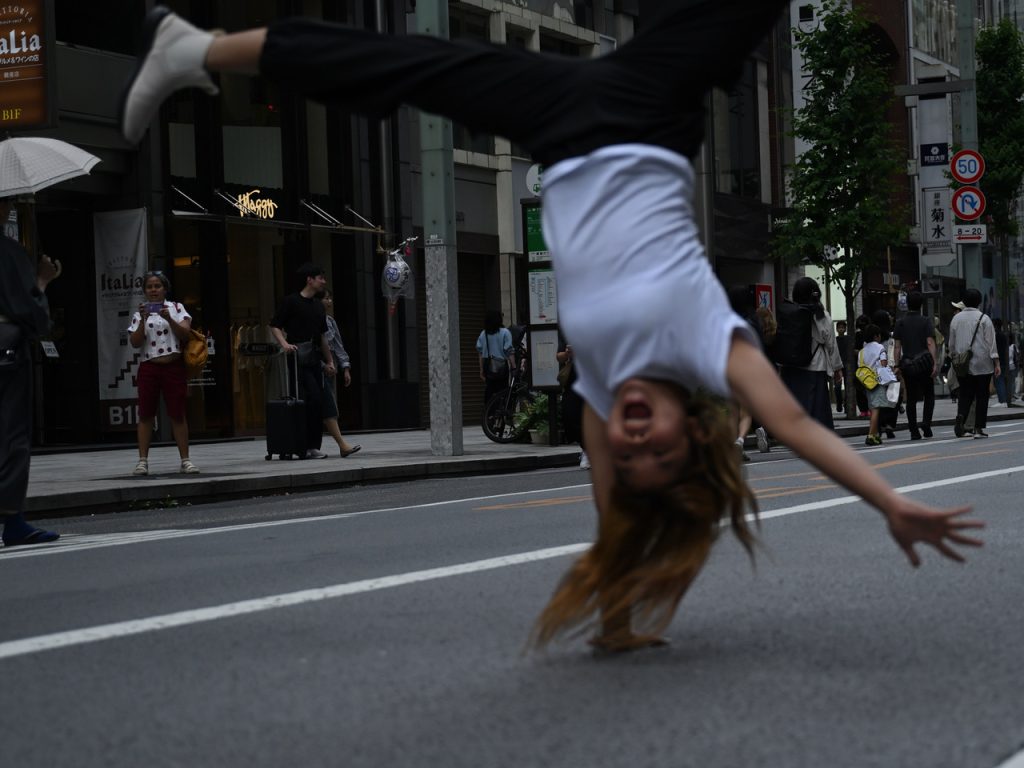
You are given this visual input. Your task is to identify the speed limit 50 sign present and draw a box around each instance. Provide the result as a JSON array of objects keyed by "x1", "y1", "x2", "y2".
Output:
[{"x1": 950, "y1": 149, "x2": 985, "y2": 185}]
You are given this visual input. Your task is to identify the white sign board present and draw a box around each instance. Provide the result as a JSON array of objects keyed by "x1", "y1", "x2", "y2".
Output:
[
  {"x1": 954, "y1": 224, "x2": 988, "y2": 244},
  {"x1": 529, "y1": 328, "x2": 559, "y2": 389},
  {"x1": 922, "y1": 187, "x2": 951, "y2": 251},
  {"x1": 528, "y1": 270, "x2": 558, "y2": 325}
]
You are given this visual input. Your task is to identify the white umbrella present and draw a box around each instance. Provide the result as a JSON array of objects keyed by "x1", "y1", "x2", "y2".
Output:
[{"x1": 0, "y1": 137, "x2": 100, "y2": 197}]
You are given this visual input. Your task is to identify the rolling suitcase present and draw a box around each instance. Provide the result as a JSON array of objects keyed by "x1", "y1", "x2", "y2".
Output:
[{"x1": 265, "y1": 352, "x2": 307, "y2": 460}]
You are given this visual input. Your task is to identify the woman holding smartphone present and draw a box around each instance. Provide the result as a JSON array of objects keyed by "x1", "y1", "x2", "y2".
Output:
[{"x1": 127, "y1": 270, "x2": 199, "y2": 475}]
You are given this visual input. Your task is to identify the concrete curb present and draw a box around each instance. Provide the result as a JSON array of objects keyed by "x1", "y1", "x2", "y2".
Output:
[{"x1": 24, "y1": 408, "x2": 1024, "y2": 519}]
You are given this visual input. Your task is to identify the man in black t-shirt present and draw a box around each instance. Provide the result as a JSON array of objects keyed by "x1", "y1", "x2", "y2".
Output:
[
  {"x1": 270, "y1": 263, "x2": 335, "y2": 458},
  {"x1": 893, "y1": 291, "x2": 937, "y2": 440}
]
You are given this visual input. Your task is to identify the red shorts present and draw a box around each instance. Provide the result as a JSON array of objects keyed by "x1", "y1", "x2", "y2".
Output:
[{"x1": 137, "y1": 358, "x2": 187, "y2": 422}]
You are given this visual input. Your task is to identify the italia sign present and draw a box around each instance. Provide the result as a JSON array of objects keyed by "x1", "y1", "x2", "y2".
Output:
[{"x1": 0, "y1": 2, "x2": 54, "y2": 128}]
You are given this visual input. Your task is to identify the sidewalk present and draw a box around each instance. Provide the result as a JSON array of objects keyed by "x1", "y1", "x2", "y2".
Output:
[{"x1": 24, "y1": 395, "x2": 1024, "y2": 516}]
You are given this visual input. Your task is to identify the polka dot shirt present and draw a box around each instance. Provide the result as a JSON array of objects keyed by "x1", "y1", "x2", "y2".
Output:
[{"x1": 127, "y1": 302, "x2": 191, "y2": 361}]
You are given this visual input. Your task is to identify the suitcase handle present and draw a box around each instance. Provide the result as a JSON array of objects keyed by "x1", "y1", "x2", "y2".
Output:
[{"x1": 278, "y1": 349, "x2": 302, "y2": 400}]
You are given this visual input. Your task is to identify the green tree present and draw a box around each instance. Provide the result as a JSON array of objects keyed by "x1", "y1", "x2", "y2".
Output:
[
  {"x1": 773, "y1": 0, "x2": 906, "y2": 415},
  {"x1": 976, "y1": 19, "x2": 1024, "y2": 317}
]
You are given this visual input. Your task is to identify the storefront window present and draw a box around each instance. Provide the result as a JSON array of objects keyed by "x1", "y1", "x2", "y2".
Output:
[
  {"x1": 217, "y1": 0, "x2": 284, "y2": 189},
  {"x1": 712, "y1": 59, "x2": 762, "y2": 200},
  {"x1": 451, "y1": 9, "x2": 494, "y2": 155},
  {"x1": 224, "y1": 223, "x2": 288, "y2": 434}
]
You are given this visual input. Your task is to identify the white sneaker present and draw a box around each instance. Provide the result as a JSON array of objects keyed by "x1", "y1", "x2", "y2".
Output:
[
  {"x1": 132, "y1": 458, "x2": 149, "y2": 476},
  {"x1": 306, "y1": 449, "x2": 329, "y2": 459},
  {"x1": 180, "y1": 458, "x2": 200, "y2": 474},
  {"x1": 755, "y1": 426, "x2": 770, "y2": 453},
  {"x1": 579, "y1": 451, "x2": 590, "y2": 470},
  {"x1": 121, "y1": 7, "x2": 219, "y2": 144}
]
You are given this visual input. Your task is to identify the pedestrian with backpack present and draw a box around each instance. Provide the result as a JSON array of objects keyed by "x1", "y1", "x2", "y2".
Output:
[{"x1": 776, "y1": 277, "x2": 843, "y2": 429}]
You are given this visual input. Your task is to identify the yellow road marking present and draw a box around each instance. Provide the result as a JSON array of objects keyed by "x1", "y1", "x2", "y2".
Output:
[
  {"x1": 755, "y1": 484, "x2": 836, "y2": 500},
  {"x1": 475, "y1": 495, "x2": 592, "y2": 511}
]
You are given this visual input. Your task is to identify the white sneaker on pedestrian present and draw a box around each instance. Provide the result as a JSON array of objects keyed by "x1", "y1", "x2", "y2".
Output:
[
  {"x1": 132, "y1": 458, "x2": 149, "y2": 476},
  {"x1": 180, "y1": 458, "x2": 200, "y2": 474},
  {"x1": 121, "y1": 7, "x2": 219, "y2": 144},
  {"x1": 755, "y1": 426, "x2": 769, "y2": 453},
  {"x1": 306, "y1": 449, "x2": 329, "y2": 459},
  {"x1": 579, "y1": 451, "x2": 590, "y2": 470}
]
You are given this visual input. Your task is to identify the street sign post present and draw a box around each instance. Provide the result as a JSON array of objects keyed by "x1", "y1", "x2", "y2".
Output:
[
  {"x1": 950, "y1": 149, "x2": 985, "y2": 184},
  {"x1": 951, "y1": 185, "x2": 986, "y2": 221},
  {"x1": 954, "y1": 223, "x2": 988, "y2": 244}
]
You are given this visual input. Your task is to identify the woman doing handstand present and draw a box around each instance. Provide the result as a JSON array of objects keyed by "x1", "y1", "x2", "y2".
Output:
[{"x1": 121, "y1": 1, "x2": 984, "y2": 652}]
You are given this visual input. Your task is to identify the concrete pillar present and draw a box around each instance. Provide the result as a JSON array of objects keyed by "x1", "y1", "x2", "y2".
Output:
[{"x1": 418, "y1": 0, "x2": 463, "y2": 456}]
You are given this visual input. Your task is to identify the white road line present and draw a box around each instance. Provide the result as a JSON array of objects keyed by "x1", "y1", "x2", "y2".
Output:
[
  {"x1": 0, "y1": 483, "x2": 595, "y2": 560},
  {"x1": 996, "y1": 749, "x2": 1024, "y2": 768},
  {"x1": 0, "y1": 544, "x2": 589, "y2": 661},
  {"x1": 0, "y1": 463, "x2": 1020, "y2": 660},
  {"x1": 755, "y1": 463, "x2": 1024, "y2": 520}
]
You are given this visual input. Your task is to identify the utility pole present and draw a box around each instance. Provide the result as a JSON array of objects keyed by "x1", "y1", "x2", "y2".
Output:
[
  {"x1": 957, "y1": 0, "x2": 983, "y2": 291},
  {"x1": 417, "y1": 0, "x2": 463, "y2": 456}
]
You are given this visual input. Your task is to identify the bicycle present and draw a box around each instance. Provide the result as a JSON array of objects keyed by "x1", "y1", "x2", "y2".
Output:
[{"x1": 482, "y1": 366, "x2": 536, "y2": 443}]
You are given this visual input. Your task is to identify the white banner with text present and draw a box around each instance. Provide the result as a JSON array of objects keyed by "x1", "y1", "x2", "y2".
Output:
[{"x1": 94, "y1": 208, "x2": 148, "y2": 431}]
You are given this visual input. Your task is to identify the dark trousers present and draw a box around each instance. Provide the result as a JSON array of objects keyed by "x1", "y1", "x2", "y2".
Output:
[
  {"x1": 288, "y1": 357, "x2": 324, "y2": 451},
  {"x1": 0, "y1": 354, "x2": 31, "y2": 512},
  {"x1": 904, "y1": 372, "x2": 935, "y2": 433},
  {"x1": 834, "y1": 375, "x2": 844, "y2": 411},
  {"x1": 483, "y1": 375, "x2": 509, "y2": 411},
  {"x1": 958, "y1": 372, "x2": 992, "y2": 430},
  {"x1": 780, "y1": 367, "x2": 834, "y2": 430},
  {"x1": 561, "y1": 386, "x2": 585, "y2": 448},
  {"x1": 259, "y1": 1, "x2": 789, "y2": 166}
]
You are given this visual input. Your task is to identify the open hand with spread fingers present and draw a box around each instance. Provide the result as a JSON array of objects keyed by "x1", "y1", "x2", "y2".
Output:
[{"x1": 886, "y1": 499, "x2": 984, "y2": 566}]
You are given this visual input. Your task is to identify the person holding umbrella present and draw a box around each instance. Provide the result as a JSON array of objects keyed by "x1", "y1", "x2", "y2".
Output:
[{"x1": 0, "y1": 197, "x2": 62, "y2": 546}]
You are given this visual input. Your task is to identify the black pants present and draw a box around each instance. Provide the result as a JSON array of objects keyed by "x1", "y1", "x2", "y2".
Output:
[
  {"x1": 0, "y1": 350, "x2": 31, "y2": 512},
  {"x1": 904, "y1": 372, "x2": 935, "y2": 433},
  {"x1": 780, "y1": 367, "x2": 834, "y2": 430},
  {"x1": 259, "y1": 0, "x2": 788, "y2": 166},
  {"x1": 561, "y1": 386, "x2": 585, "y2": 448},
  {"x1": 483, "y1": 374, "x2": 509, "y2": 412},
  {"x1": 834, "y1": 374, "x2": 844, "y2": 411},
  {"x1": 958, "y1": 372, "x2": 992, "y2": 430}
]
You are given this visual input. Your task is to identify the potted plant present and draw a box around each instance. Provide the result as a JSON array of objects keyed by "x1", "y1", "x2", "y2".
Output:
[{"x1": 514, "y1": 393, "x2": 550, "y2": 443}]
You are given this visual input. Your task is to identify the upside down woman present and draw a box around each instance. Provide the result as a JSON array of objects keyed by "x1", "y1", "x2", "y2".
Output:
[{"x1": 121, "y1": 0, "x2": 984, "y2": 652}]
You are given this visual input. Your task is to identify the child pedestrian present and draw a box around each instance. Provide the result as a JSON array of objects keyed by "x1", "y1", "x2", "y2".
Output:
[
  {"x1": 860, "y1": 325, "x2": 897, "y2": 447},
  {"x1": 121, "y1": 3, "x2": 984, "y2": 652}
]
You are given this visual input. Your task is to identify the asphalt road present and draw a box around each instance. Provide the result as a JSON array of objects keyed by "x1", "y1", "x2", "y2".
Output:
[{"x1": 3, "y1": 424, "x2": 1024, "y2": 768}]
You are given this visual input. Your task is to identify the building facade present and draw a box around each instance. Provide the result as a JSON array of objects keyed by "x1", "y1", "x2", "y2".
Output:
[{"x1": 23, "y1": 0, "x2": 791, "y2": 447}]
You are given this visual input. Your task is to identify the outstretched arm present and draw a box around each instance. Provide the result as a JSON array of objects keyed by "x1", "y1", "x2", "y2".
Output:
[{"x1": 726, "y1": 334, "x2": 983, "y2": 566}]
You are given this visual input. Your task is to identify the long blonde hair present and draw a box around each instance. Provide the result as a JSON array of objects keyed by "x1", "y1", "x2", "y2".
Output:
[{"x1": 532, "y1": 392, "x2": 758, "y2": 649}]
